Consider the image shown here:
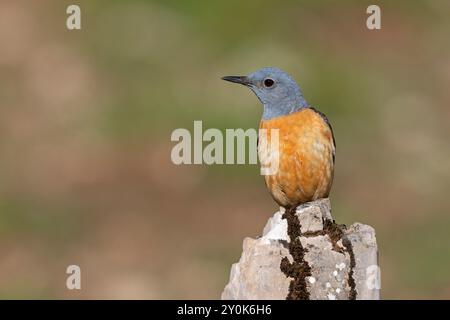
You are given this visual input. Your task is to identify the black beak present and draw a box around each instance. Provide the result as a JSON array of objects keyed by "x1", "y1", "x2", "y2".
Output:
[{"x1": 221, "y1": 75, "x2": 251, "y2": 86}]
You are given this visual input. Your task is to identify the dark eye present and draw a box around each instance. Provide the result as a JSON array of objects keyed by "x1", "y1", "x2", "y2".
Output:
[{"x1": 263, "y1": 78, "x2": 274, "y2": 88}]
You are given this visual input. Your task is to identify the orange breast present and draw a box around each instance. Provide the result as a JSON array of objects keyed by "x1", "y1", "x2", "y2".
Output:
[{"x1": 259, "y1": 108, "x2": 335, "y2": 208}]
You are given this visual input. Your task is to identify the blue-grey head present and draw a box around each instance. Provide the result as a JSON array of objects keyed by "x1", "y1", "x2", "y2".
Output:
[{"x1": 222, "y1": 67, "x2": 308, "y2": 120}]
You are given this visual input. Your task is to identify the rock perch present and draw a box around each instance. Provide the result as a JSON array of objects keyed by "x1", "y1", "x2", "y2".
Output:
[{"x1": 221, "y1": 199, "x2": 380, "y2": 300}]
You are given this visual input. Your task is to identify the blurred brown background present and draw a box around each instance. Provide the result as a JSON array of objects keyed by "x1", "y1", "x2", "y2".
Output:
[{"x1": 0, "y1": 0, "x2": 450, "y2": 299}]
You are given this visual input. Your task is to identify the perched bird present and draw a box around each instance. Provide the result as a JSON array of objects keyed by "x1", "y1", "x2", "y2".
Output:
[{"x1": 222, "y1": 67, "x2": 335, "y2": 209}]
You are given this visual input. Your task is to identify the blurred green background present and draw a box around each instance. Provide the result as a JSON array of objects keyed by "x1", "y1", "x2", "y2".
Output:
[{"x1": 1, "y1": 0, "x2": 450, "y2": 299}]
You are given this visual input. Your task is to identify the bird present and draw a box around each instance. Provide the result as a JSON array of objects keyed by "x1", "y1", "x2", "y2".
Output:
[{"x1": 222, "y1": 67, "x2": 335, "y2": 209}]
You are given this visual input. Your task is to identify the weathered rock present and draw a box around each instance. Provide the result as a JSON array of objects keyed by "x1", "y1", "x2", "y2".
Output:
[{"x1": 221, "y1": 198, "x2": 380, "y2": 300}]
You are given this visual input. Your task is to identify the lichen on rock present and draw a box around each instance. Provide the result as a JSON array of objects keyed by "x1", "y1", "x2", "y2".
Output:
[{"x1": 221, "y1": 198, "x2": 380, "y2": 300}]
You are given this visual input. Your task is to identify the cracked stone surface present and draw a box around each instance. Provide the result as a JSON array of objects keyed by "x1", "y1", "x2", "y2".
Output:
[{"x1": 221, "y1": 198, "x2": 380, "y2": 300}]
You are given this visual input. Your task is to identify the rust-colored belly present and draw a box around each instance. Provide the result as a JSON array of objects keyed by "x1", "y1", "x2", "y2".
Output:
[{"x1": 259, "y1": 108, "x2": 335, "y2": 208}]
